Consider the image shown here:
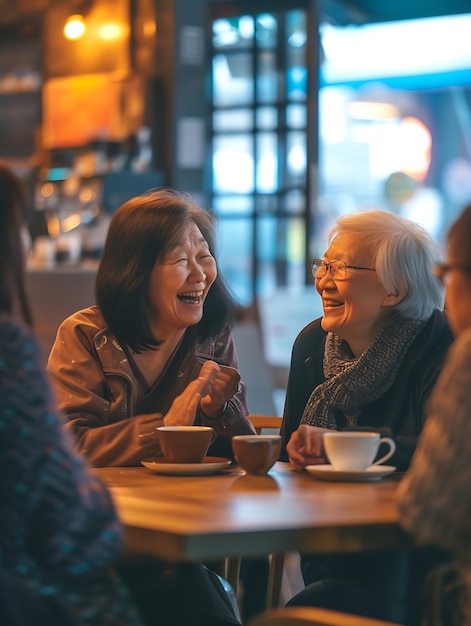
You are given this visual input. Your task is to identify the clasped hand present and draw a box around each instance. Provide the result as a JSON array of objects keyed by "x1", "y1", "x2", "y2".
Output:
[{"x1": 164, "y1": 360, "x2": 241, "y2": 425}]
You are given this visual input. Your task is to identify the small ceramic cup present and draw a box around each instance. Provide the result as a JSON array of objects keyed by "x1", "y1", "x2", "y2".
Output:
[
  {"x1": 323, "y1": 431, "x2": 396, "y2": 471},
  {"x1": 232, "y1": 434, "x2": 282, "y2": 475},
  {"x1": 157, "y1": 426, "x2": 216, "y2": 463}
]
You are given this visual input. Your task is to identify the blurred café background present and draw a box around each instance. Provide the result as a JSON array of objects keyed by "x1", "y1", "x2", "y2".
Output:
[{"x1": 2, "y1": 0, "x2": 471, "y2": 415}]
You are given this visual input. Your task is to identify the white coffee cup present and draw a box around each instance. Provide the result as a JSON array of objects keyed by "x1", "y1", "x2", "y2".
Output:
[{"x1": 323, "y1": 431, "x2": 396, "y2": 471}]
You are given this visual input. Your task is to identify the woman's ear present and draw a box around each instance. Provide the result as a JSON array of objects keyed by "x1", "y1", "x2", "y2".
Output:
[{"x1": 382, "y1": 287, "x2": 406, "y2": 308}]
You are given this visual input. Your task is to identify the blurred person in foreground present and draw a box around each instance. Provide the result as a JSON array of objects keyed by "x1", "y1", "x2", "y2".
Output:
[
  {"x1": 0, "y1": 161, "x2": 142, "y2": 624},
  {"x1": 48, "y1": 188, "x2": 254, "y2": 467},
  {"x1": 280, "y1": 210, "x2": 453, "y2": 624},
  {"x1": 398, "y1": 203, "x2": 471, "y2": 626},
  {"x1": 0, "y1": 162, "x2": 243, "y2": 626}
]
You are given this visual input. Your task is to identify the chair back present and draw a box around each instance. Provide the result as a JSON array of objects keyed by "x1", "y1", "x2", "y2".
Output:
[{"x1": 249, "y1": 415, "x2": 283, "y2": 434}]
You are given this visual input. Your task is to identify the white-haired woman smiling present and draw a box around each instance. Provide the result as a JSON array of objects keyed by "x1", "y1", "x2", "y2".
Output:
[
  {"x1": 281, "y1": 209, "x2": 452, "y2": 473},
  {"x1": 280, "y1": 210, "x2": 453, "y2": 624}
]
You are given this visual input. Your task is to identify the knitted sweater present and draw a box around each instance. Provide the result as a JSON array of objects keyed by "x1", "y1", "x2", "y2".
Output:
[{"x1": 0, "y1": 316, "x2": 142, "y2": 625}]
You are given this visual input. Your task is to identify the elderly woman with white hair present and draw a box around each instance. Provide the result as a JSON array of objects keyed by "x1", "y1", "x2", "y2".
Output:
[
  {"x1": 280, "y1": 210, "x2": 453, "y2": 624},
  {"x1": 281, "y1": 209, "x2": 452, "y2": 472}
]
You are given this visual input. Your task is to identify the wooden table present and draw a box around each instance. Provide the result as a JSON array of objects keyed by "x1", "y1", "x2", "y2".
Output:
[{"x1": 95, "y1": 462, "x2": 410, "y2": 607}]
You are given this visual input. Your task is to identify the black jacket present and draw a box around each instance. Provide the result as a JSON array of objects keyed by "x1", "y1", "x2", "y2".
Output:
[{"x1": 280, "y1": 310, "x2": 453, "y2": 470}]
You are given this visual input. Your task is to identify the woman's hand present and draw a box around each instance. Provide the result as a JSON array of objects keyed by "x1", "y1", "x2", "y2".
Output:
[
  {"x1": 163, "y1": 361, "x2": 220, "y2": 426},
  {"x1": 286, "y1": 424, "x2": 331, "y2": 471},
  {"x1": 199, "y1": 365, "x2": 241, "y2": 418}
]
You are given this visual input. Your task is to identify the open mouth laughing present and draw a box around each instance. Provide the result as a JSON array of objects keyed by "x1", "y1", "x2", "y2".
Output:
[
  {"x1": 177, "y1": 290, "x2": 204, "y2": 304},
  {"x1": 323, "y1": 298, "x2": 343, "y2": 309}
]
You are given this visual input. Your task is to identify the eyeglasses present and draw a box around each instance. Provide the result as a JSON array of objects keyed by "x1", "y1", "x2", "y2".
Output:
[
  {"x1": 310, "y1": 258, "x2": 376, "y2": 281},
  {"x1": 433, "y1": 263, "x2": 471, "y2": 284}
]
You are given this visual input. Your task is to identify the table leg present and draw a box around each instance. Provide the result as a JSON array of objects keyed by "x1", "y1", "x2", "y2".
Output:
[
  {"x1": 225, "y1": 556, "x2": 241, "y2": 596},
  {"x1": 266, "y1": 553, "x2": 285, "y2": 609}
]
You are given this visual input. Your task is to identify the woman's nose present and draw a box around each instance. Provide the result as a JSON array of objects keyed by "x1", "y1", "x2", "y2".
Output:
[
  {"x1": 188, "y1": 262, "x2": 206, "y2": 281},
  {"x1": 316, "y1": 271, "x2": 335, "y2": 287}
]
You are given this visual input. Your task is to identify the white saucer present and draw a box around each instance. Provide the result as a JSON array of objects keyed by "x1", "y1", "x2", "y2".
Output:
[
  {"x1": 141, "y1": 456, "x2": 232, "y2": 476},
  {"x1": 305, "y1": 464, "x2": 397, "y2": 482}
]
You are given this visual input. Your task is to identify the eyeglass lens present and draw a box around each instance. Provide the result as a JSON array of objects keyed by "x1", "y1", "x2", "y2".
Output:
[{"x1": 311, "y1": 259, "x2": 345, "y2": 279}]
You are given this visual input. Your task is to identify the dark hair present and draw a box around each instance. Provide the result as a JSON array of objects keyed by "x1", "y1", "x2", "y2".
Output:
[
  {"x1": 96, "y1": 187, "x2": 237, "y2": 351},
  {"x1": 0, "y1": 162, "x2": 32, "y2": 325},
  {"x1": 447, "y1": 203, "x2": 471, "y2": 263}
]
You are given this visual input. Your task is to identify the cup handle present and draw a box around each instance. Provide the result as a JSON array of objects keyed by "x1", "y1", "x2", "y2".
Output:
[
  {"x1": 209, "y1": 428, "x2": 217, "y2": 445},
  {"x1": 372, "y1": 437, "x2": 396, "y2": 466}
]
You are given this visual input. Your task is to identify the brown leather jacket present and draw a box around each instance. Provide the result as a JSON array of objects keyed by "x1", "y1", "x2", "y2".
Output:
[{"x1": 47, "y1": 306, "x2": 254, "y2": 467}]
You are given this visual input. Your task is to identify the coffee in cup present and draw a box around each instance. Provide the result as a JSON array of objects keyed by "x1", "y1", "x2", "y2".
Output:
[
  {"x1": 157, "y1": 426, "x2": 216, "y2": 463},
  {"x1": 232, "y1": 435, "x2": 282, "y2": 475},
  {"x1": 323, "y1": 431, "x2": 396, "y2": 471}
]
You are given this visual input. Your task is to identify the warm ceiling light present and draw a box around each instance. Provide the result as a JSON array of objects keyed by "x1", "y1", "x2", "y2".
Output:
[
  {"x1": 98, "y1": 23, "x2": 123, "y2": 41},
  {"x1": 64, "y1": 14, "x2": 86, "y2": 40}
]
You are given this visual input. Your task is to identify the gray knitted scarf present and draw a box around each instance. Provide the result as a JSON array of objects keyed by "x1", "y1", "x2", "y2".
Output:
[{"x1": 301, "y1": 313, "x2": 425, "y2": 429}]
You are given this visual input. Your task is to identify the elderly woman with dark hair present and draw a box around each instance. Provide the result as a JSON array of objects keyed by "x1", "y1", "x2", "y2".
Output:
[
  {"x1": 281, "y1": 210, "x2": 454, "y2": 625},
  {"x1": 48, "y1": 188, "x2": 254, "y2": 467}
]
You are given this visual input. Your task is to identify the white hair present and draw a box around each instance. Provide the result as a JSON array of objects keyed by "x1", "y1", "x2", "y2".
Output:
[{"x1": 329, "y1": 210, "x2": 445, "y2": 320}]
